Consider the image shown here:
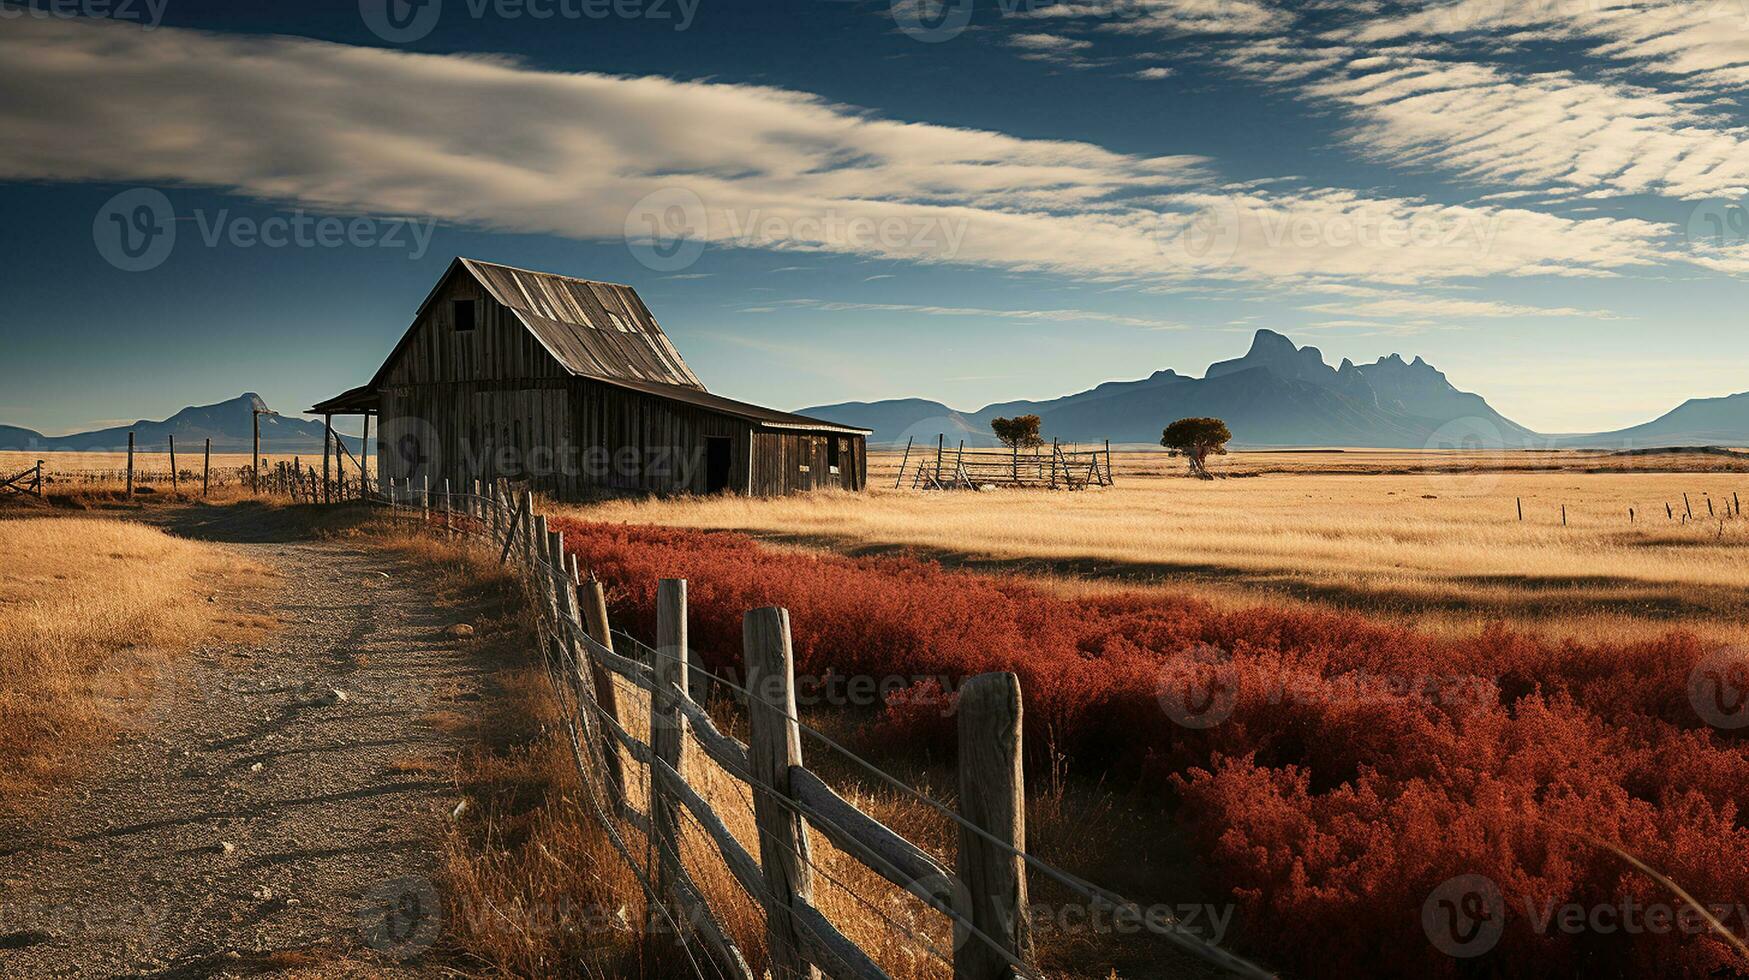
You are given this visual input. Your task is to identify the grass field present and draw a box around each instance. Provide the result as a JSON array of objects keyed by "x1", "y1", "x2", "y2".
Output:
[
  {"x1": 559, "y1": 449, "x2": 1749, "y2": 646},
  {"x1": 0, "y1": 518, "x2": 273, "y2": 810}
]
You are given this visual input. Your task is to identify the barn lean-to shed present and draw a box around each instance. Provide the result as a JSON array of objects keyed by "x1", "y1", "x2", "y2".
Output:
[{"x1": 310, "y1": 257, "x2": 869, "y2": 497}]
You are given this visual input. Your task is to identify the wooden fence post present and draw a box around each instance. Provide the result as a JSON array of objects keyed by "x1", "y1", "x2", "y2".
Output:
[
  {"x1": 442, "y1": 479, "x2": 452, "y2": 534},
  {"x1": 252, "y1": 410, "x2": 260, "y2": 494},
  {"x1": 168, "y1": 435, "x2": 178, "y2": 493},
  {"x1": 202, "y1": 438, "x2": 210, "y2": 497},
  {"x1": 125, "y1": 431, "x2": 134, "y2": 497},
  {"x1": 652, "y1": 579, "x2": 689, "y2": 918},
  {"x1": 580, "y1": 577, "x2": 628, "y2": 807},
  {"x1": 955, "y1": 671, "x2": 1031, "y2": 980},
  {"x1": 743, "y1": 607, "x2": 820, "y2": 980},
  {"x1": 423, "y1": 476, "x2": 431, "y2": 523},
  {"x1": 531, "y1": 510, "x2": 546, "y2": 571}
]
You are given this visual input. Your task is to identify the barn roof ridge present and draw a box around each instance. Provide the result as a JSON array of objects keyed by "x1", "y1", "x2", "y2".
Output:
[{"x1": 456, "y1": 256, "x2": 634, "y2": 290}]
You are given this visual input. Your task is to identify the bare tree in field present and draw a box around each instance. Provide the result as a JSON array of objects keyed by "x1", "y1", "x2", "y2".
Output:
[{"x1": 1161, "y1": 417, "x2": 1231, "y2": 478}]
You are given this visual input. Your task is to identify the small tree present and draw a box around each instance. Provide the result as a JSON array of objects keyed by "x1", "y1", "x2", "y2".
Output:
[
  {"x1": 990, "y1": 415, "x2": 1044, "y2": 452},
  {"x1": 1161, "y1": 417, "x2": 1231, "y2": 478}
]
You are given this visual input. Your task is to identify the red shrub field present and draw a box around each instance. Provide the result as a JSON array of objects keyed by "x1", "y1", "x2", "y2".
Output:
[{"x1": 550, "y1": 518, "x2": 1749, "y2": 978}]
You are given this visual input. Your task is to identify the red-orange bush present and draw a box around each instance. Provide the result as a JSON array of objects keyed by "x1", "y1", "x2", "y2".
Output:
[{"x1": 550, "y1": 518, "x2": 1749, "y2": 978}]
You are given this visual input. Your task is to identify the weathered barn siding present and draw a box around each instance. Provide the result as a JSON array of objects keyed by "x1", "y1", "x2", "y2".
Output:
[
  {"x1": 751, "y1": 432, "x2": 866, "y2": 494},
  {"x1": 341, "y1": 258, "x2": 867, "y2": 498}
]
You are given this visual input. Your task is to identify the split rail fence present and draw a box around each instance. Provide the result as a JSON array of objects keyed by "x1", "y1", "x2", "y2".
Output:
[
  {"x1": 895, "y1": 436, "x2": 1114, "y2": 491},
  {"x1": 369, "y1": 476, "x2": 1273, "y2": 980}
]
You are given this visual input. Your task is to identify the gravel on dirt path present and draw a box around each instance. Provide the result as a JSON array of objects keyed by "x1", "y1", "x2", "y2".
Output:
[{"x1": 0, "y1": 530, "x2": 494, "y2": 978}]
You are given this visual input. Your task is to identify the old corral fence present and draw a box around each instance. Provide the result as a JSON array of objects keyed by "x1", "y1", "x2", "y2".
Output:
[
  {"x1": 895, "y1": 436, "x2": 1114, "y2": 492},
  {"x1": 1, "y1": 459, "x2": 44, "y2": 500},
  {"x1": 366, "y1": 478, "x2": 1272, "y2": 980}
]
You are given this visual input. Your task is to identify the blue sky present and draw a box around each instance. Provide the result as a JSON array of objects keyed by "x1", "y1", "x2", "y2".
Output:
[{"x1": 1, "y1": 0, "x2": 1746, "y2": 436}]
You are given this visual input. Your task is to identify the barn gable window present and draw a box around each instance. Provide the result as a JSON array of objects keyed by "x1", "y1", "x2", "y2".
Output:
[{"x1": 453, "y1": 299, "x2": 477, "y2": 332}]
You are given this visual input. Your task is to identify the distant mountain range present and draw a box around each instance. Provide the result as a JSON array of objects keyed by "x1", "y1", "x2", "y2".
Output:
[
  {"x1": 0, "y1": 393, "x2": 360, "y2": 454},
  {"x1": 799, "y1": 329, "x2": 1749, "y2": 449}
]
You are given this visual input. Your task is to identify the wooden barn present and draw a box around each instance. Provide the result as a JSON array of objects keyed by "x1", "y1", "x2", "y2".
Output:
[{"x1": 310, "y1": 257, "x2": 869, "y2": 497}]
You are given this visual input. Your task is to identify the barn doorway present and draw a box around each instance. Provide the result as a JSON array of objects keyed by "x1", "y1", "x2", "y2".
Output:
[{"x1": 705, "y1": 437, "x2": 732, "y2": 493}]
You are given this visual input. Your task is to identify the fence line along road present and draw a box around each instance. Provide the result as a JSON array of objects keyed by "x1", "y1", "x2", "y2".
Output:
[{"x1": 308, "y1": 478, "x2": 1279, "y2": 979}]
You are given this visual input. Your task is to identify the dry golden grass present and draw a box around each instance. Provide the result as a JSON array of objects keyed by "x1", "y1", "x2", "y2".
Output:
[
  {"x1": 558, "y1": 449, "x2": 1749, "y2": 646},
  {"x1": 0, "y1": 517, "x2": 272, "y2": 810},
  {"x1": 0, "y1": 449, "x2": 366, "y2": 504}
]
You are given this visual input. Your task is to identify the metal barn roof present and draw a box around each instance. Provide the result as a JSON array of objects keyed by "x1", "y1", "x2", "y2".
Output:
[
  {"x1": 451, "y1": 257, "x2": 704, "y2": 390},
  {"x1": 312, "y1": 258, "x2": 867, "y2": 435}
]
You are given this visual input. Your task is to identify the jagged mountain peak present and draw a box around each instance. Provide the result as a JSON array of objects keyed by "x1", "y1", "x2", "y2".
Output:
[{"x1": 1207, "y1": 328, "x2": 1337, "y2": 385}]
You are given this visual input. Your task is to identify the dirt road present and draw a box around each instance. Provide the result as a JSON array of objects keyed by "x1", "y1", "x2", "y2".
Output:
[{"x1": 0, "y1": 517, "x2": 495, "y2": 977}]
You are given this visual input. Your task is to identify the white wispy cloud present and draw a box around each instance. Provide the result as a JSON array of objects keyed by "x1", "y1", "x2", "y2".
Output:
[
  {"x1": 1347, "y1": 0, "x2": 1749, "y2": 89},
  {"x1": 0, "y1": 17, "x2": 1691, "y2": 290},
  {"x1": 1005, "y1": 31, "x2": 1098, "y2": 67},
  {"x1": 1301, "y1": 295, "x2": 1615, "y2": 321},
  {"x1": 760, "y1": 299, "x2": 1188, "y2": 330},
  {"x1": 1013, "y1": 0, "x2": 1292, "y2": 36},
  {"x1": 1298, "y1": 56, "x2": 1749, "y2": 200}
]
